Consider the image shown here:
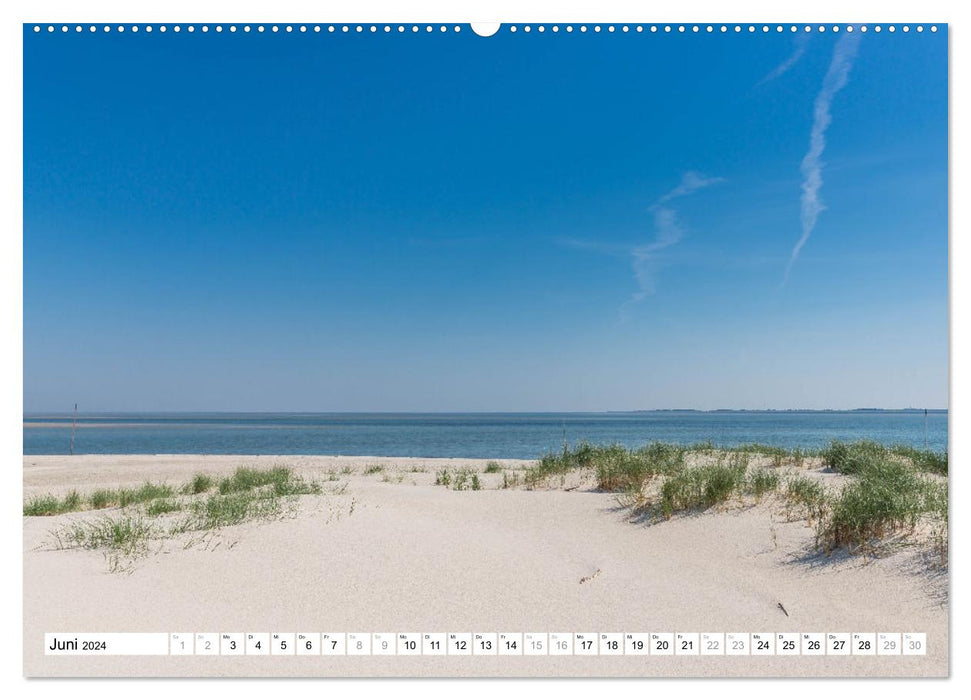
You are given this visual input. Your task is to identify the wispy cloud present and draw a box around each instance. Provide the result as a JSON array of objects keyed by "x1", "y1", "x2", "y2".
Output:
[
  {"x1": 757, "y1": 33, "x2": 811, "y2": 85},
  {"x1": 653, "y1": 171, "x2": 724, "y2": 206},
  {"x1": 554, "y1": 172, "x2": 721, "y2": 315},
  {"x1": 625, "y1": 172, "x2": 723, "y2": 309},
  {"x1": 783, "y1": 31, "x2": 862, "y2": 283}
]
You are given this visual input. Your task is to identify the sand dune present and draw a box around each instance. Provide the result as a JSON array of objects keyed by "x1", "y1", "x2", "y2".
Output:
[{"x1": 23, "y1": 455, "x2": 947, "y2": 677}]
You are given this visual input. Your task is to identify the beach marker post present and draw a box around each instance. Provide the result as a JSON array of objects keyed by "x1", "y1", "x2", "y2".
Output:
[{"x1": 70, "y1": 403, "x2": 77, "y2": 455}]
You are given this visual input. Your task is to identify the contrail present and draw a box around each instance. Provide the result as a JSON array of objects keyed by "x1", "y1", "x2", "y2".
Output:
[
  {"x1": 629, "y1": 207, "x2": 682, "y2": 302},
  {"x1": 783, "y1": 31, "x2": 861, "y2": 283},
  {"x1": 624, "y1": 172, "x2": 722, "y2": 310},
  {"x1": 653, "y1": 171, "x2": 723, "y2": 206},
  {"x1": 757, "y1": 33, "x2": 810, "y2": 85}
]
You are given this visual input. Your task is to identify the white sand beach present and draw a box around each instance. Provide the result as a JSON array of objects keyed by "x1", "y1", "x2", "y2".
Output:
[{"x1": 23, "y1": 454, "x2": 948, "y2": 677}]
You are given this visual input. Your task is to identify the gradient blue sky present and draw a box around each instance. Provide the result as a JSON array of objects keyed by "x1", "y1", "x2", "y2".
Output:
[{"x1": 23, "y1": 25, "x2": 948, "y2": 412}]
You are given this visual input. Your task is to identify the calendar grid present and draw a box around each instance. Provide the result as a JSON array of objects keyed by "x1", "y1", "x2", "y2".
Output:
[{"x1": 44, "y1": 632, "x2": 927, "y2": 657}]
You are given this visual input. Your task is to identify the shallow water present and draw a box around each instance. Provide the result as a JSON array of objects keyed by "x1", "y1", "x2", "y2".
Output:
[{"x1": 23, "y1": 411, "x2": 948, "y2": 459}]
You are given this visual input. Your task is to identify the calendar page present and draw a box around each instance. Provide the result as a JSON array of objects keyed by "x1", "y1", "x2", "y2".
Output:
[{"x1": 21, "y1": 12, "x2": 949, "y2": 680}]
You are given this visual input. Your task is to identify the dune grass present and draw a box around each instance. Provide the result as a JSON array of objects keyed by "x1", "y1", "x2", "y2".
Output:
[
  {"x1": 120, "y1": 483, "x2": 176, "y2": 506},
  {"x1": 528, "y1": 439, "x2": 947, "y2": 563},
  {"x1": 181, "y1": 473, "x2": 214, "y2": 495},
  {"x1": 43, "y1": 466, "x2": 330, "y2": 572},
  {"x1": 814, "y1": 442, "x2": 949, "y2": 554},
  {"x1": 24, "y1": 467, "x2": 322, "y2": 520},
  {"x1": 822, "y1": 440, "x2": 891, "y2": 475},
  {"x1": 889, "y1": 444, "x2": 948, "y2": 476},
  {"x1": 784, "y1": 475, "x2": 829, "y2": 523},
  {"x1": 218, "y1": 466, "x2": 312, "y2": 495},
  {"x1": 523, "y1": 449, "x2": 578, "y2": 486},
  {"x1": 185, "y1": 467, "x2": 319, "y2": 528},
  {"x1": 525, "y1": 440, "x2": 823, "y2": 491},
  {"x1": 747, "y1": 468, "x2": 780, "y2": 499},
  {"x1": 435, "y1": 468, "x2": 481, "y2": 491},
  {"x1": 820, "y1": 459, "x2": 946, "y2": 554},
  {"x1": 30, "y1": 442, "x2": 947, "y2": 568},
  {"x1": 176, "y1": 490, "x2": 284, "y2": 531},
  {"x1": 89, "y1": 489, "x2": 116, "y2": 510},
  {"x1": 525, "y1": 441, "x2": 687, "y2": 489},
  {"x1": 55, "y1": 515, "x2": 156, "y2": 553},
  {"x1": 52, "y1": 515, "x2": 158, "y2": 571},
  {"x1": 823, "y1": 439, "x2": 947, "y2": 476},
  {"x1": 725, "y1": 443, "x2": 791, "y2": 457},
  {"x1": 724, "y1": 444, "x2": 814, "y2": 467},
  {"x1": 658, "y1": 455, "x2": 749, "y2": 518},
  {"x1": 23, "y1": 494, "x2": 74, "y2": 516},
  {"x1": 501, "y1": 471, "x2": 521, "y2": 489},
  {"x1": 145, "y1": 499, "x2": 183, "y2": 516},
  {"x1": 24, "y1": 483, "x2": 174, "y2": 516},
  {"x1": 597, "y1": 442, "x2": 687, "y2": 492}
]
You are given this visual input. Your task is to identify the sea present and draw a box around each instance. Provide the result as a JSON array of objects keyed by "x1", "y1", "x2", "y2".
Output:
[{"x1": 22, "y1": 411, "x2": 948, "y2": 458}]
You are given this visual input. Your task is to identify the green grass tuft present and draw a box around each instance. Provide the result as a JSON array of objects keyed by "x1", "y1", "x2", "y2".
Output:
[
  {"x1": 889, "y1": 444, "x2": 948, "y2": 475},
  {"x1": 26, "y1": 467, "x2": 318, "y2": 519},
  {"x1": 452, "y1": 469, "x2": 470, "y2": 490},
  {"x1": 182, "y1": 474, "x2": 214, "y2": 495},
  {"x1": 511, "y1": 438, "x2": 946, "y2": 562},
  {"x1": 118, "y1": 483, "x2": 175, "y2": 507},
  {"x1": 434, "y1": 468, "x2": 480, "y2": 491},
  {"x1": 89, "y1": 489, "x2": 115, "y2": 510},
  {"x1": 820, "y1": 459, "x2": 939, "y2": 552},
  {"x1": 44, "y1": 466, "x2": 328, "y2": 573},
  {"x1": 784, "y1": 475, "x2": 829, "y2": 523},
  {"x1": 731, "y1": 444, "x2": 794, "y2": 467},
  {"x1": 181, "y1": 491, "x2": 282, "y2": 530},
  {"x1": 746, "y1": 468, "x2": 780, "y2": 499},
  {"x1": 525, "y1": 441, "x2": 687, "y2": 489},
  {"x1": 145, "y1": 499, "x2": 183, "y2": 516},
  {"x1": 23, "y1": 495, "x2": 64, "y2": 516},
  {"x1": 219, "y1": 467, "x2": 287, "y2": 494},
  {"x1": 822, "y1": 440, "x2": 891, "y2": 476},
  {"x1": 659, "y1": 459, "x2": 748, "y2": 518},
  {"x1": 56, "y1": 516, "x2": 156, "y2": 555},
  {"x1": 823, "y1": 440, "x2": 947, "y2": 477}
]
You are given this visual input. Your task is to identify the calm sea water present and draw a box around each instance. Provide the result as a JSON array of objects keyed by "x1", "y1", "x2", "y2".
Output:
[{"x1": 22, "y1": 411, "x2": 948, "y2": 458}]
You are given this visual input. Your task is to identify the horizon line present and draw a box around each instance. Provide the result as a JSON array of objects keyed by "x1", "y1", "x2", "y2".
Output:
[{"x1": 23, "y1": 407, "x2": 950, "y2": 416}]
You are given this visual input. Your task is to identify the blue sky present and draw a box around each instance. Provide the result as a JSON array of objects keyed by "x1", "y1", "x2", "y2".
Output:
[{"x1": 23, "y1": 26, "x2": 948, "y2": 411}]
